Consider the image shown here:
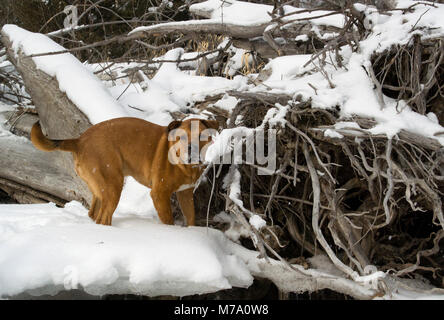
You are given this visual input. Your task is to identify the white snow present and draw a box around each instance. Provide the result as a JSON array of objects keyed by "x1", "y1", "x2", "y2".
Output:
[
  {"x1": 131, "y1": 0, "x2": 344, "y2": 36},
  {"x1": 204, "y1": 126, "x2": 254, "y2": 165},
  {"x1": 114, "y1": 177, "x2": 155, "y2": 218},
  {"x1": 324, "y1": 129, "x2": 344, "y2": 139},
  {"x1": 212, "y1": 94, "x2": 239, "y2": 112},
  {"x1": 152, "y1": 48, "x2": 249, "y2": 106},
  {"x1": 0, "y1": 201, "x2": 257, "y2": 298},
  {"x1": 128, "y1": 0, "x2": 272, "y2": 35},
  {"x1": 190, "y1": 0, "x2": 345, "y2": 28},
  {"x1": 358, "y1": 0, "x2": 444, "y2": 55},
  {"x1": 190, "y1": 0, "x2": 273, "y2": 26},
  {"x1": 261, "y1": 54, "x2": 313, "y2": 81},
  {"x1": 280, "y1": 6, "x2": 345, "y2": 29},
  {"x1": 264, "y1": 103, "x2": 288, "y2": 128},
  {"x1": 226, "y1": 166, "x2": 244, "y2": 209},
  {"x1": 106, "y1": 48, "x2": 250, "y2": 119},
  {"x1": 224, "y1": 47, "x2": 251, "y2": 76},
  {"x1": 295, "y1": 34, "x2": 309, "y2": 42},
  {"x1": 249, "y1": 215, "x2": 266, "y2": 230}
]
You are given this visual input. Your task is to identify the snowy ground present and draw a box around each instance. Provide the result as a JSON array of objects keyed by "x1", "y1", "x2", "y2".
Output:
[{"x1": 0, "y1": 200, "x2": 259, "y2": 298}]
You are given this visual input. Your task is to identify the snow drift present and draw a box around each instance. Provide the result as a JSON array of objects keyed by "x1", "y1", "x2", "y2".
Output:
[{"x1": 0, "y1": 201, "x2": 257, "y2": 298}]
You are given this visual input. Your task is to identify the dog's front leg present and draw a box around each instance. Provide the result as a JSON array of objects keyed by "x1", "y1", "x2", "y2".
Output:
[
  {"x1": 150, "y1": 189, "x2": 174, "y2": 225},
  {"x1": 176, "y1": 188, "x2": 195, "y2": 226}
]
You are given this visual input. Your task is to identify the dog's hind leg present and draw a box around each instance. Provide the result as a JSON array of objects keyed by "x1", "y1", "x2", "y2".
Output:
[
  {"x1": 176, "y1": 188, "x2": 195, "y2": 226},
  {"x1": 151, "y1": 189, "x2": 174, "y2": 225},
  {"x1": 88, "y1": 196, "x2": 101, "y2": 221},
  {"x1": 94, "y1": 174, "x2": 123, "y2": 226},
  {"x1": 75, "y1": 163, "x2": 103, "y2": 222}
]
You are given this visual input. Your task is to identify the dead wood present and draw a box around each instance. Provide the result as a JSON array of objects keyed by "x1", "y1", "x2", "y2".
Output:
[
  {"x1": 130, "y1": 21, "x2": 269, "y2": 39},
  {"x1": 0, "y1": 131, "x2": 91, "y2": 205}
]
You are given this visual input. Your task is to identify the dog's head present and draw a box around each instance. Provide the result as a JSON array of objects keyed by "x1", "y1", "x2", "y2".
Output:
[{"x1": 167, "y1": 118, "x2": 219, "y2": 167}]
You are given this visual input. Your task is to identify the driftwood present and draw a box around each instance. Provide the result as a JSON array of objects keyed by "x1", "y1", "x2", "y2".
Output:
[
  {"x1": 130, "y1": 21, "x2": 269, "y2": 39},
  {"x1": 0, "y1": 124, "x2": 90, "y2": 205},
  {"x1": 1, "y1": 109, "x2": 38, "y2": 137}
]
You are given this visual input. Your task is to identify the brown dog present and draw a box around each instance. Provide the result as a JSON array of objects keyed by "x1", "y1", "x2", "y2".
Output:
[{"x1": 31, "y1": 117, "x2": 218, "y2": 226}]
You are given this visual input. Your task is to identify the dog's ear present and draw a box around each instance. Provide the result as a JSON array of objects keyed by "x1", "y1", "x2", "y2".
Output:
[
  {"x1": 201, "y1": 120, "x2": 219, "y2": 130},
  {"x1": 167, "y1": 120, "x2": 182, "y2": 132}
]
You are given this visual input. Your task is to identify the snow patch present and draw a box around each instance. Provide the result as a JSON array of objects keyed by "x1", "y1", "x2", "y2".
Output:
[
  {"x1": 212, "y1": 94, "x2": 239, "y2": 112},
  {"x1": 0, "y1": 202, "x2": 255, "y2": 298},
  {"x1": 249, "y1": 215, "x2": 266, "y2": 230}
]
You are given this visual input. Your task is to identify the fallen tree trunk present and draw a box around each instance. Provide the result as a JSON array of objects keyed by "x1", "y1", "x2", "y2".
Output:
[
  {"x1": 130, "y1": 20, "x2": 269, "y2": 39},
  {"x1": 0, "y1": 30, "x2": 92, "y2": 206},
  {"x1": 0, "y1": 126, "x2": 91, "y2": 205}
]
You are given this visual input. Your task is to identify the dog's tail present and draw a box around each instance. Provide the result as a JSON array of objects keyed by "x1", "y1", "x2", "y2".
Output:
[{"x1": 31, "y1": 121, "x2": 78, "y2": 153}]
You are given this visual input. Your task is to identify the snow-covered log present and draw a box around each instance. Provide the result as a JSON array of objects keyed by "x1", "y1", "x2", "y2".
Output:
[
  {"x1": 130, "y1": 20, "x2": 269, "y2": 39},
  {"x1": 130, "y1": 0, "x2": 346, "y2": 58},
  {"x1": 0, "y1": 29, "x2": 91, "y2": 139}
]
